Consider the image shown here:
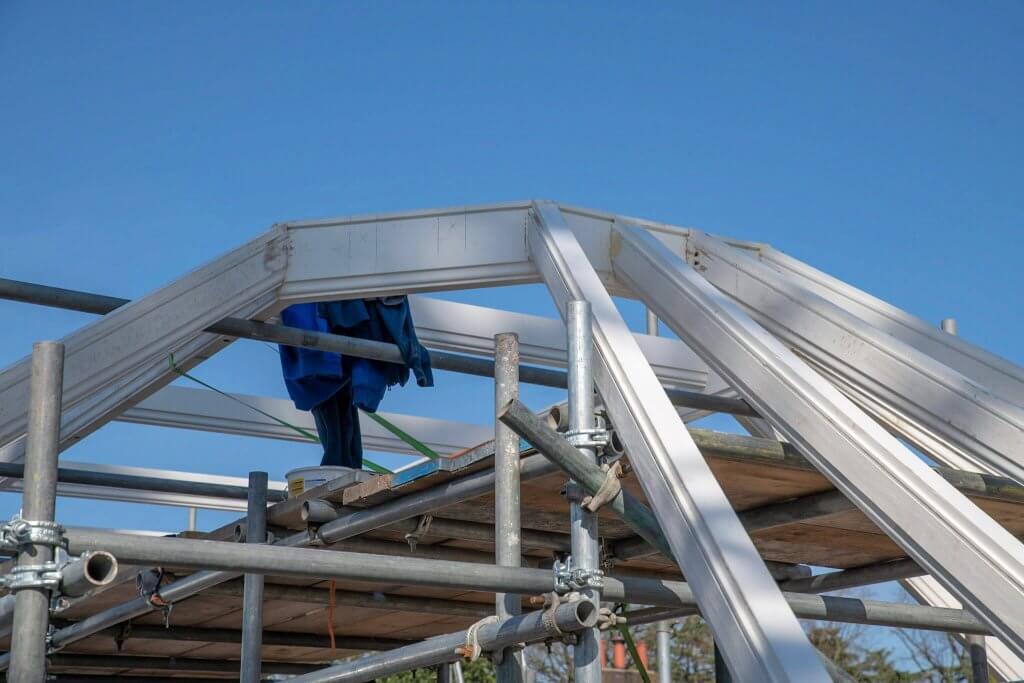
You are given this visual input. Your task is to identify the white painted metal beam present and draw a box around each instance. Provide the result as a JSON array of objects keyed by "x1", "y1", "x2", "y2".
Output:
[
  {"x1": 687, "y1": 231, "x2": 1024, "y2": 485},
  {"x1": 528, "y1": 201, "x2": 829, "y2": 682},
  {"x1": 0, "y1": 228, "x2": 290, "y2": 462},
  {"x1": 611, "y1": 220, "x2": 1024, "y2": 660}
]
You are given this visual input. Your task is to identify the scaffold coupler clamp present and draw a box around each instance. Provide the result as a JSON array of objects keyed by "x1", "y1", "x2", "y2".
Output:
[
  {"x1": 1, "y1": 561, "x2": 62, "y2": 592},
  {"x1": 404, "y1": 514, "x2": 433, "y2": 552},
  {"x1": 553, "y1": 556, "x2": 604, "y2": 595},
  {"x1": 538, "y1": 590, "x2": 580, "y2": 646},
  {"x1": 0, "y1": 515, "x2": 66, "y2": 592},
  {"x1": 564, "y1": 424, "x2": 610, "y2": 452},
  {"x1": 0, "y1": 516, "x2": 65, "y2": 552},
  {"x1": 136, "y1": 567, "x2": 173, "y2": 627}
]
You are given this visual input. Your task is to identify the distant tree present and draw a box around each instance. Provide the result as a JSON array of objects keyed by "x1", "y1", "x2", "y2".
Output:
[{"x1": 379, "y1": 658, "x2": 496, "y2": 683}]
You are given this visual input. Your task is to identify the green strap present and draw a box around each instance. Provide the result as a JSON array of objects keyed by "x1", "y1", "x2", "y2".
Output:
[
  {"x1": 167, "y1": 354, "x2": 391, "y2": 474},
  {"x1": 361, "y1": 410, "x2": 440, "y2": 460},
  {"x1": 617, "y1": 606, "x2": 653, "y2": 683}
]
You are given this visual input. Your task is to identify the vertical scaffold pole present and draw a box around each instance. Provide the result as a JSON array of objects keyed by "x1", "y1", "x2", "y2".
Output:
[
  {"x1": 940, "y1": 317, "x2": 989, "y2": 683},
  {"x1": 656, "y1": 620, "x2": 672, "y2": 683},
  {"x1": 437, "y1": 662, "x2": 452, "y2": 683},
  {"x1": 645, "y1": 307, "x2": 658, "y2": 337},
  {"x1": 9, "y1": 341, "x2": 65, "y2": 683},
  {"x1": 567, "y1": 300, "x2": 601, "y2": 683},
  {"x1": 495, "y1": 332, "x2": 524, "y2": 683},
  {"x1": 240, "y1": 471, "x2": 268, "y2": 683}
]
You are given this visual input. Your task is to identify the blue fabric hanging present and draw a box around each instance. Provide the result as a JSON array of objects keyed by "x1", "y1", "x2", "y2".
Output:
[{"x1": 278, "y1": 297, "x2": 434, "y2": 467}]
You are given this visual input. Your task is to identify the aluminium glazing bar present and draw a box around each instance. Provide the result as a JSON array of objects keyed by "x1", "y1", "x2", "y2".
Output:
[
  {"x1": 687, "y1": 232, "x2": 1024, "y2": 485},
  {"x1": 527, "y1": 201, "x2": 828, "y2": 682},
  {"x1": 611, "y1": 220, "x2": 1024, "y2": 659},
  {"x1": 0, "y1": 230, "x2": 289, "y2": 466},
  {"x1": 0, "y1": 277, "x2": 752, "y2": 417}
]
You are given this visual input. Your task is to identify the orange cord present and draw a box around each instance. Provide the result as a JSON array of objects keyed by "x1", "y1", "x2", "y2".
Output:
[{"x1": 328, "y1": 580, "x2": 337, "y2": 652}]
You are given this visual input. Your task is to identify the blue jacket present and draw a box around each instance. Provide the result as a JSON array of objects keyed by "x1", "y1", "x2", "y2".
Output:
[{"x1": 279, "y1": 298, "x2": 433, "y2": 411}]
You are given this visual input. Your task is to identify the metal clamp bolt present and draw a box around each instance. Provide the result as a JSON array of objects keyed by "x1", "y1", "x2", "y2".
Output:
[
  {"x1": 553, "y1": 556, "x2": 604, "y2": 594},
  {"x1": 564, "y1": 428, "x2": 610, "y2": 450},
  {"x1": 0, "y1": 517, "x2": 65, "y2": 550},
  {"x1": 1, "y1": 562, "x2": 62, "y2": 592}
]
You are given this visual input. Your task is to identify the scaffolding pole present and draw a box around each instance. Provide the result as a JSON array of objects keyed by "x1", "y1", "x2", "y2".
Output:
[
  {"x1": 656, "y1": 620, "x2": 672, "y2": 683},
  {"x1": 494, "y1": 332, "x2": 524, "y2": 683},
  {"x1": 566, "y1": 300, "x2": 602, "y2": 683},
  {"x1": 287, "y1": 600, "x2": 597, "y2": 683},
  {"x1": 9, "y1": 341, "x2": 65, "y2": 683},
  {"x1": 240, "y1": 471, "x2": 268, "y2": 683}
]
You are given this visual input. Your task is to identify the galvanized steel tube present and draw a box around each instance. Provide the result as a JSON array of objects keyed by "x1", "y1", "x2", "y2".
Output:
[
  {"x1": 567, "y1": 300, "x2": 601, "y2": 683},
  {"x1": 5, "y1": 458, "x2": 560, "y2": 669},
  {"x1": 287, "y1": 600, "x2": 597, "y2": 683},
  {"x1": 494, "y1": 332, "x2": 523, "y2": 683},
  {"x1": 240, "y1": 471, "x2": 268, "y2": 683},
  {"x1": 10, "y1": 341, "x2": 64, "y2": 683},
  {"x1": 656, "y1": 620, "x2": 672, "y2": 683},
  {"x1": 54, "y1": 529, "x2": 992, "y2": 634}
]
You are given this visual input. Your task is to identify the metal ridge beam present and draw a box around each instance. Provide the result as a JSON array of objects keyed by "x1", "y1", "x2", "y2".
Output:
[
  {"x1": 527, "y1": 201, "x2": 829, "y2": 682},
  {"x1": 611, "y1": 219, "x2": 1024, "y2": 660}
]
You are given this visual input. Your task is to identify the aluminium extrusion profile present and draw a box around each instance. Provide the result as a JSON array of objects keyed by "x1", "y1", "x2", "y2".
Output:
[
  {"x1": 0, "y1": 229, "x2": 290, "y2": 461},
  {"x1": 686, "y1": 230, "x2": 1024, "y2": 486},
  {"x1": 610, "y1": 219, "x2": 1024, "y2": 660},
  {"x1": 701, "y1": 236, "x2": 1024, "y2": 681},
  {"x1": 757, "y1": 245, "x2": 1024, "y2": 406},
  {"x1": 527, "y1": 201, "x2": 830, "y2": 683}
]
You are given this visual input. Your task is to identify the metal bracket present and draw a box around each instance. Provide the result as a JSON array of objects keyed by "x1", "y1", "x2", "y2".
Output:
[
  {"x1": 552, "y1": 556, "x2": 604, "y2": 594},
  {"x1": 1, "y1": 561, "x2": 62, "y2": 592},
  {"x1": 0, "y1": 517, "x2": 64, "y2": 551},
  {"x1": 404, "y1": 514, "x2": 433, "y2": 552}
]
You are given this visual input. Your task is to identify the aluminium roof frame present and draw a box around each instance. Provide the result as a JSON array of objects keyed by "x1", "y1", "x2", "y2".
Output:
[{"x1": 1, "y1": 200, "x2": 1022, "y2": 680}]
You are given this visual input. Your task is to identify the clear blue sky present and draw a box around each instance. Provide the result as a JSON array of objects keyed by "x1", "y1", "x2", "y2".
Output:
[{"x1": 1, "y1": 0, "x2": 1021, "y2": 661}]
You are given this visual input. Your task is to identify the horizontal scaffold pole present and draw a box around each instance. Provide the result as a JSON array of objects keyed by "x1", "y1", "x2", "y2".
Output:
[
  {"x1": 0, "y1": 453, "x2": 562, "y2": 666},
  {"x1": 288, "y1": 600, "x2": 597, "y2": 683},
  {"x1": 0, "y1": 277, "x2": 755, "y2": 417},
  {"x1": 0, "y1": 460, "x2": 287, "y2": 502},
  {"x1": 55, "y1": 528, "x2": 989, "y2": 636}
]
